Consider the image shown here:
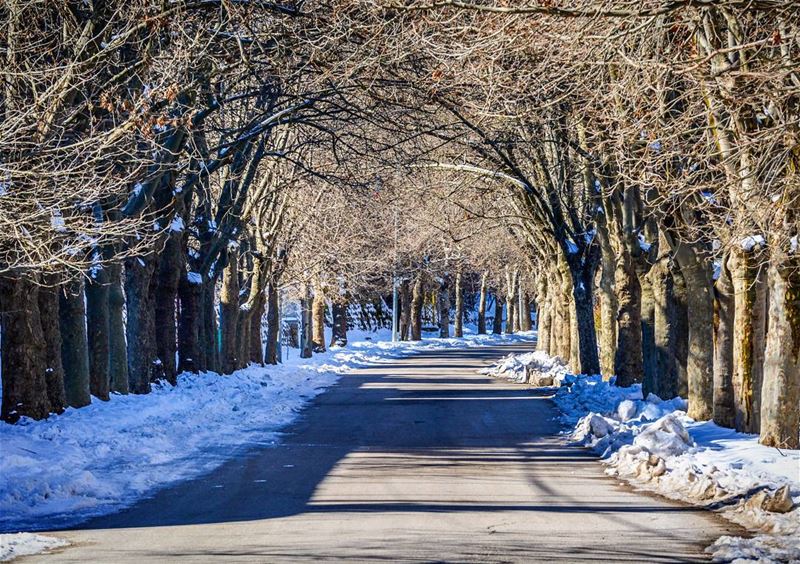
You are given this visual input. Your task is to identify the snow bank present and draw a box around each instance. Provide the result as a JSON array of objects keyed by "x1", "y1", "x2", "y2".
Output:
[
  {"x1": 557, "y1": 372, "x2": 800, "y2": 563},
  {"x1": 485, "y1": 350, "x2": 800, "y2": 563},
  {"x1": 480, "y1": 349, "x2": 569, "y2": 386},
  {"x1": 0, "y1": 533, "x2": 68, "y2": 562},
  {"x1": 0, "y1": 329, "x2": 534, "y2": 538}
]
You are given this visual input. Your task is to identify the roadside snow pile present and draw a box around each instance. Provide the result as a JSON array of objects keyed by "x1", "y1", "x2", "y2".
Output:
[
  {"x1": 553, "y1": 371, "x2": 800, "y2": 563},
  {"x1": 0, "y1": 329, "x2": 534, "y2": 536},
  {"x1": 0, "y1": 533, "x2": 68, "y2": 561},
  {"x1": 481, "y1": 349, "x2": 569, "y2": 386}
]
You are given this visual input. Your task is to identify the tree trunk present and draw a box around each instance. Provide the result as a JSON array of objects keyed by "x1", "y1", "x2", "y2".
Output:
[
  {"x1": 454, "y1": 271, "x2": 464, "y2": 338},
  {"x1": 438, "y1": 276, "x2": 450, "y2": 338},
  {"x1": 649, "y1": 257, "x2": 678, "y2": 399},
  {"x1": 312, "y1": 281, "x2": 326, "y2": 352},
  {"x1": 265, "y1": 282, "x2": 280, "y2": 364},
  {"x1": 300, "y1": 284, "x2": 313, "y2": 358},
  {"x1": 569, "y1": 296, "x2": 580, "y2": 371},
  {"x1": 125, "y1": 255, "x2": 161, "y2": 392},
  {"x1": 536, "y1": 286, "x2": 551, "y2": 354},
  {"x1": 410, "y1": 273, "x2": 424, "y2": 341},
  {"x1": 59, "y1": 278, "x2": 91, "y2": 407},
  {"x1": 477, "y1": 272, "x2": 488, "y2": 334},
  {"x1": 399, "y1": 279, "x2": 411, "y2": 340},
  {"x1": 672, "y1": 266, "x2": 690, "y2": 397},
  {"x1": 178, "y1": 274, "x2": 202, "y2": 374},
  {"x1": 729, "y1": 247, "x2": 768, "y2": 433},
  {"x1": 759, "y1": 254, "x2": 800, "y2": 449},
  {"x1": 613, "y1": 249, "x2": 643, "y2": 387},
  {"x1": 640, "y1": 270, "x2": 657, "y2": 394},
  {"x1": 249, "y1": 299, "x2": 265, "y2": 364},
  {"x1": 713, "y1": 256, "x2": 736, "y2": 428},
  {"x1": 505, "y1": 269, "x2": 516, "y2": 335},
  {"x1": 597, "y1": 229, "x2": 618, "y2": 377},
  {"x1": 675, "y1": 245, "x2": 714, "y2": 421},
  {"x1": 330, "y1": 299, "x2": 348, "y2": 347},
  {"x1": 570, "y1": 265, "x2": 600, "y2": 375},
  {"x1": 37, "y1": 277, "x2": 67, "y2": 412},
  {"x1": 106, "y1": 261, "x2": 129, "y2": 393},
  {"x1": 0, "y1": 276, "x2": 51, "y2": 422},
  {"x1": 154, "y1": 234, "x2": 182, "y2": 384},
  {"x1": 219, "y1": 250, "x2": 240, "y2": 374},
  {"x1": 86, "y1": 266, "x2": 111, "y2": 400},
  {"x1": 200, "y1": 282, "x2": 219, "y2": 373},
  {"x1": 492, "y1": 293, "x2": 503, "y2": 335}
]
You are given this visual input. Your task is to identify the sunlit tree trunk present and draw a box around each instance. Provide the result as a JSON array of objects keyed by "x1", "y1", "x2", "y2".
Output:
[
  {"x1": 477, "y1": 272, "x2": 488, "y2": 334},
  {"x1": 312, "y1": 280, "x2": 326, "y2": 352},
  {"x1": 759, "y1": 252, "x2": 800, "y2": 449},
  {"x1": 596, "y1": 225, "x2": 617, "y2": 377},
  {"x1": 410, "y1": 273, "x2": 424, "y2": 341},
  {"x1": 454, "y1": 271, "x2": 464, "y2": 338},
  {"x1": 713, "y1": 255, "x2": 736, "y2": 428},
  {"x1": 729, "y1": 247, "x2": 768, "y2": 433},
  {"x1": 219, "y1": 249, "x2": 240, "y2": 374}
]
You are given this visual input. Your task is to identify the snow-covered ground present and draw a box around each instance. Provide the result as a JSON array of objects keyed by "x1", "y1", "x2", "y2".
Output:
[
  {"x1": 484, "y1": 351, "x2": 800, "y2": 563},
  {"x1": 0, "y1": 328, "x2": 533, "y2": 560}
]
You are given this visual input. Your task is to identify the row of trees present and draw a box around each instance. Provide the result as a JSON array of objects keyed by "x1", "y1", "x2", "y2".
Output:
[
  {"x1": 1, "y1": 1, "x2": 797, "y2": 450},
  {"x1": 380, "y1": 0, "x2": 798, "y2": 448}
]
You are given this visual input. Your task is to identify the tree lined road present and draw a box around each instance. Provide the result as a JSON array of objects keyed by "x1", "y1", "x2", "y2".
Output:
[{"x1": 31, "y1": 344, "x2": 742, "y2": 563}]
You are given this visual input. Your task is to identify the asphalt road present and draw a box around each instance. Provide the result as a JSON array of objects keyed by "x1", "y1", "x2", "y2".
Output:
[{"x1": 28, "y1": 342, "x2": 742, "y2": 563}]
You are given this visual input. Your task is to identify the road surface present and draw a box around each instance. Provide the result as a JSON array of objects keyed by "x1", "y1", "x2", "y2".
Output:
[{"x1": 28, "y1": 343, "x2": 742, "y2": 563}]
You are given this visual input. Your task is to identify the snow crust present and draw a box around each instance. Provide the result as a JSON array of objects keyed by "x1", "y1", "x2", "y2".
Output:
[{"x1": 0, "y1": 329, "x2": 534, "y2": 543}]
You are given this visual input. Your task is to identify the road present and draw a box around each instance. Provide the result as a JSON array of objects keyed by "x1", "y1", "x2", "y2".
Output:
[{"x1": 29, "y1": 343, "x2": 742, "y2": 563}]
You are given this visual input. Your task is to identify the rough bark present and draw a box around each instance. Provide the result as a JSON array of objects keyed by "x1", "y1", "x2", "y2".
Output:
[
  {"x1": 649, "y1": 256, "x2": 678, "y2": 399},
  {"x1": 640, "y1": 270, "x2": 657, "y2": 394},
  {"x1": 200, "y1": 282, "x2": 219, "y2": 373},
  {"x1": 330, "y1": 299, "x2": 348, "y2": 347},
  {"x1": 504, "y1": 269, "x2": 516, "y2": 335},
  {"x1": 37, "y1": 278, "x2": 67, "y2": 412},
  {"x1": 477, "y1": 272, "x2": 488, "y2": 334},
  {"x1": 713, "y1": 256, "x2": 736, "y2": 428},
  {"x1": 0, "y1": 276, "x2": 51, "y2": 422},
  {"x1": 265, "y1": 282, "x2": 280, "y2": 364},
  {"x1": 674, "y1": 244, "x2": 715, "y2": 421},
  {"x1": 729, "y1": 247, "x2": 768, "y2": 433},
  {"x1": 454, "y1": 271, "x2": 464, "y2": 338},
  {"x1": 300, "y1": 284, "x2": 313, "y2": 358},
  {"x1": 106, "y1": 261, "x2": 129, "y2": 393},
  {"x1": 597, "y1": 227, "x2": 618, "y2": 377},
  {"x1": 249, "y1": 299, "x2": 265, "y2": 364},
  {"x1": 570, "y1": 265, "x2": 600, "y2": 375},
  {"x1": 613, "y1": 247, "x2": 643, "y2": 387},
  {"x1": 671, "y1": 266, "x2": 690, "y2": 397},
  {"x1": 492, "y1": 293, "x2": 503, "y2": 335},
  {"x1": 438, "y1": 275, "x2": 451, "y2": 338},
  {"x1": 59, "y1": 278, "x2": 92, "y2": 407},
  {"x1": 399, "y1": 279, "x2": 412, "y2": 340},
  {"x1": 125, "y1": 254, "x2": 161, "y2": 392},
  {"x1": 759, "y1": 255, "x2": 800, "y2": 449},
  {"x1": 154, "y1": 233, "x2": 183, "y2": 384},
  {"x1": 219, "y1": 250, "x2": 240, "y2": 374},
  {"x1": 85, "y1": 266, "x2": 111, "y2": 400},
  {"x1": 312, "y1": 281, "x2": 327, "y2": 352},
  {"x1": 178, "y1": 274, "x2": 202, "y2": 374},
  {"x1": 410, "y1": 273, "x2": 424, "y2": 341}
]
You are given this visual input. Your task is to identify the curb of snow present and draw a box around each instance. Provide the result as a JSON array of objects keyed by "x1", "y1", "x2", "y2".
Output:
[{"x1": 483, "y1": 352, "x2": 800, "y2": 563}]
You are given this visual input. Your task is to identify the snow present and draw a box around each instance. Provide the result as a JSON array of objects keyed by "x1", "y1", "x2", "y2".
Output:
[
  {"x1": 484, "y1": 350, "x2": 799, "y2": 561},
  {"x1": 0, "y1": 533, "x2": 68, "y2": 562},
  {"x1": 186, "y1": 271, "x2": 202, "y2": 284},
  {"x1": 489, "y1": 352, "x2": 800, "y2": 563},
  {"x1": 740, "y1": 235, "x2": 766, "y2": 251},
  {"x1": 169, "y1": 216, "x2": 185, "y2": 232},
  {"x1": 0, "y1": 329, "x2": 534, "y2": 552}
]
